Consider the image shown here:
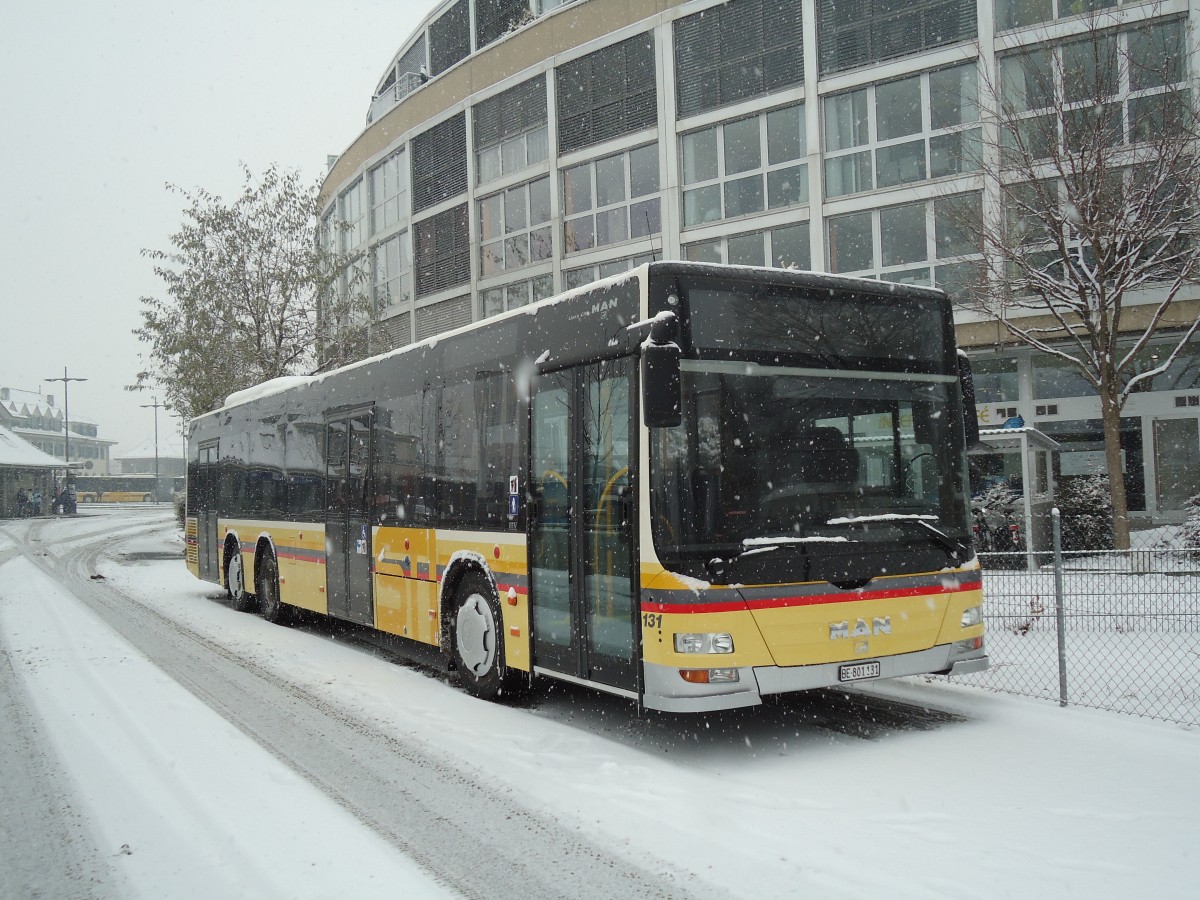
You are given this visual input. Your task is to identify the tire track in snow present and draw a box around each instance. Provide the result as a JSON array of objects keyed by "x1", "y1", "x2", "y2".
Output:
[{"x1": 22, "y1": 519, "x2": 717, "y2": 900}]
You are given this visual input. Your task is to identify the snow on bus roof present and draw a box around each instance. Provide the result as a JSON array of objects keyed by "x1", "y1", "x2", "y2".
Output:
[
  {"x1": 197, "y1": 263, "x2": 947, "y2": 421},
  {"x1": 195, "y1": 267, "x2": 647, "y2": 422},
  {"x1": 222, "y1": 376, "x2": 315, "y2": 410}
]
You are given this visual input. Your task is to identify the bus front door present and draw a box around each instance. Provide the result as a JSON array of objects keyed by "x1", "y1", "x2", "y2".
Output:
[
  {"x1": 529, "y1": 358, "x2": 638, "y2": 694},
  {"x1": 197, "y1": 441, "x2": 220, "y2": 583},
  {"x1": 325, "y1": 409, "x2": 375, "y2": 626}
]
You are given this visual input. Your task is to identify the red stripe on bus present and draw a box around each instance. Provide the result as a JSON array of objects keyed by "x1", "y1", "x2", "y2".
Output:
[
  {"x1": 640, "y1": 580, "x2": 982, "y2": 615},
  {"x1": 277, "y1": 551, "x2": 325, "y2": 564}
]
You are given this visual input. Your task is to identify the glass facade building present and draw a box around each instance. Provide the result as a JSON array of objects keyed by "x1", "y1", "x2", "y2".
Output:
[{"x1": 322, "y1": 0, "x2": 1200, "y2": 521}]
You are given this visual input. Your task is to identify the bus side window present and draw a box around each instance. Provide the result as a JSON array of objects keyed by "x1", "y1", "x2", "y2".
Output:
[
  {"x1": 440, "y1": 378, "x2": 480, "y2": 529},
  {"x1": 375, "y1": 392, "x2": 428, "y2": 526}
]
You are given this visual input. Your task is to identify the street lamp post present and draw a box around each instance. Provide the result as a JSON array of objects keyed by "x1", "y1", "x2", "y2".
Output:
[
  {"x1": 140, "y1": 397, "x2": 163, "y2": 502},
  {"x1": 44, "y1": 367, "x2": 87, "y2": 489}
]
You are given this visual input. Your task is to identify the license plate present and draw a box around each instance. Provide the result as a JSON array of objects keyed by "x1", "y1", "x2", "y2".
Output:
[{"x1": 838, "y1": 660, "x2": 881, "y2": 682}]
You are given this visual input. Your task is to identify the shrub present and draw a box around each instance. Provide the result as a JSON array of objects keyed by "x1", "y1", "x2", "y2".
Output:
[
  {"x1": 1056, "y1": 473, "x2": 1114, "y2": 552},
  {"x1": 1180, "y1": 493, "x2": 1200, "y2": 558},
  {"x1": 172, "y1": 490, "x2": 186, "y2": 530}
]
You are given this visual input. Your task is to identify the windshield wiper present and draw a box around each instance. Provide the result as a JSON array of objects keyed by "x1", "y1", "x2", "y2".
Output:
[
  {"x1": 706, "y1": 535, "x2": 839, "y2": 580},
  {"x1": 825, "y1": 514, "x2": 969, "y2": 563}
]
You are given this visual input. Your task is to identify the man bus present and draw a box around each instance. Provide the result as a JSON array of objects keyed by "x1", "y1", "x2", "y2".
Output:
[{"x1": 186, "y1": 261, "x2": 987, "y2": 712}]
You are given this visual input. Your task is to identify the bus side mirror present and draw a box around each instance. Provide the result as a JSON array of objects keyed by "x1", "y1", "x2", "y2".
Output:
[
  {"x1": 642, "y1": 342, "x2": 681, "y2": 428},
  {"x1": 958, "y1": 351, "x2": 982, "y2": 450}
]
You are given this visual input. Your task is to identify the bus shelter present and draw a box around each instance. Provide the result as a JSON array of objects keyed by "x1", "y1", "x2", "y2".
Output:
[
  {"x1": 0, "y1": 424, "x2": 65, "y2": 517},
  {"x1": 969, "y1": 426, "x2": 1062, "y2": 569}
]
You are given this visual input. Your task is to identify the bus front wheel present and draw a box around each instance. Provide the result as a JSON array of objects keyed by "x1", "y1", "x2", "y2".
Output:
[
  {"x1": 256, "y1": 553, "x2": 290, "y2": 625},
  {"x1": 225, "y1": 547, "x2": 256, "y2": 613},
  {"x1": 452, "y1": 571, "x2": 516, "y2": 701}
]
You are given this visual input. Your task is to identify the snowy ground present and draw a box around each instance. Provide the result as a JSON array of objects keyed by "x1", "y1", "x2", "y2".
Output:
[{"x1": 1, "y1": 507, "x2": 1197, "y2": 899}]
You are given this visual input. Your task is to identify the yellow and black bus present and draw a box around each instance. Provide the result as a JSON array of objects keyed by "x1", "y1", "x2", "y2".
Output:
[
  {"x1": 186, "y1": 261, "x2": 987, "y2": 712},
  {"x1": 76, "y1": 475, "x2": 182, "y2": 503}
]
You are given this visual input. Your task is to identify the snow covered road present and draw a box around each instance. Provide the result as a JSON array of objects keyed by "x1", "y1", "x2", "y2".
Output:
[
  {"x1": 0, "y1": 509, "x2": 698, "y2": 899},
  {"x1": 1, "y1": 507, "x2": 1197, "y2": 899}
]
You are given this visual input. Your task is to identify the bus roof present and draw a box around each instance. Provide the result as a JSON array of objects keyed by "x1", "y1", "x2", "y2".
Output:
[{"x1": 194, "y1": 262, "x2": 949, "y2": 424}]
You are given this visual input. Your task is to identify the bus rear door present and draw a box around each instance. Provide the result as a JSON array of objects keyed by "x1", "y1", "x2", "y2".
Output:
[
  {"x1": 197, "y1": 441, "x2": 220, "y2": 583},
  {"x1": 529, "y1": 358, "x2": 638, "y2": 694}
]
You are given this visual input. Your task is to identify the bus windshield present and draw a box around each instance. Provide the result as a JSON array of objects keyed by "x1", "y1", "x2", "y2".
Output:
[{"x1": 649, "y1": 358, "x2": 971, "y2": 581}]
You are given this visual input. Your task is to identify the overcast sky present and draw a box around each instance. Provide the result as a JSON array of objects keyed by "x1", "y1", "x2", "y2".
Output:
[{"x1": 0, "y1": 0, "x2": 440, "y2": 454}]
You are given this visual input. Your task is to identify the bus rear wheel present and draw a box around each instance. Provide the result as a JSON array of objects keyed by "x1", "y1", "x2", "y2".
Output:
[
  {"x1": 452, "y1": 571, "x2": 517, "y2": 701},
  {"x1": 256, "y1": 553, "x2": 290, "y2": 625},
  {"x1": 225, "y1": 547, "x2": 256, "y2": 613}
]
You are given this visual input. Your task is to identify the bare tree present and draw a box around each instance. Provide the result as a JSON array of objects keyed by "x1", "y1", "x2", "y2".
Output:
[
  {"x1": 131, "y1": 164, "x2": 370, "y2": 420},
  {"x1": 952, "y1": 9, "x2": 1200, "y2": 549}
]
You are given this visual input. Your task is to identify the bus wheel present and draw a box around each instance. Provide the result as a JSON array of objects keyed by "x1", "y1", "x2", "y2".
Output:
[
  {"x1": 256, "y1": 553, "x2": 290, "y2": 625},
  {"x1": 225, "y1": 548, "x2": 256, "y2": 613},
  {"x1": 452, "y1": 571, "x2": 511, "y2": 700}
]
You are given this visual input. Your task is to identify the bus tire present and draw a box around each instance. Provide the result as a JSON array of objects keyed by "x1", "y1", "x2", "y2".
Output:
[
  {"x1": 225, "y1": 545, "x2": 256, "y2": 613},
  {"x1": 256, "y1": 553, "x2": 290, "y2": 625},
  {"x1": 451, "y1": 570, "x2": 516, "y2": 701}
]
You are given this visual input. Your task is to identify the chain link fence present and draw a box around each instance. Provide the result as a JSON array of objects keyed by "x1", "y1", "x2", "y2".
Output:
[{"x1": 944, "y1": 539, "x2": 1200, "y2": 726}]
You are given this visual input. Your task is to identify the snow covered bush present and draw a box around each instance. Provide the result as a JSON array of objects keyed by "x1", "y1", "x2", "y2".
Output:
[
  {"x1": 1056, "y1": 474, "x2": 1114, "y2": 552},
  {"x1": 1179, "y1": 493, "x2": 1200, "y2": 558},
  {"x1": 173, "y1": 490, "x2": 186, "y2": 530}
]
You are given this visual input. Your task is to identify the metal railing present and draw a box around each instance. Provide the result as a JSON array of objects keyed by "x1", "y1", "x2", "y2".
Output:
[{"x1": 943, "y1": 511, "x2": 1200, "y2": 726}]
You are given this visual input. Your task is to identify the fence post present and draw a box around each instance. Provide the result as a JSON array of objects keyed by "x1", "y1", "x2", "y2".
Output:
[{"x1": 1052, "y1": 507, "x2": 1068, "y2": 708}]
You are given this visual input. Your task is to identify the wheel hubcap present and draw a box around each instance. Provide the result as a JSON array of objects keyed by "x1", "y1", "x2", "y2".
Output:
[
  {"x1": 456, "y1": 593, "x2": 496, "y2": 676},
  {"x1": 229, "y1": 555, "x2": 244, "y2": 598}
]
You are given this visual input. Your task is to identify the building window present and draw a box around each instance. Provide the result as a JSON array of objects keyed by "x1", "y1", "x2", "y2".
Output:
[
  {"x1": 476, "y1": 0, "x2": 530, "y2": 50},
  {"x1": 818, "y1": 0, "x2": 977, "y2": 77},
  {"x1": 971, "y1": 357, "x2": 1020, "y2": 403},
  {"x1": 563, "y1": 253, "x2": 658, "y2": 291},
  {"x1": 338, "y1": 179, "x2": 366, "y2": 251},
  {"x1": 826, "y1": 193, "x2": 983, "y2": 290},
  {"x1": 372, "y1": 232, "x2": 412, "y2": 314},
  {"x1": 481, "y1": 274, "x2": 555, "y2": 317},
  {"x1": 370, "y1": 149, "x2": 408, "y2": 236},
  {"x1": 479, "y1": 176, "x2": 553, "y2": 276},
  {"x1": 998, "y1": 19, "x2": 1188, "y2": 162},
  {"x1": 1034, "y1": 355, "x2": 1098, "y2": 399},
  {"x1": 996, "y1": 0, "x2": 1159, "y2": 32},
  {"x1": 562, "y1": 145, "x2": 660, "y2": 254},
  {"x1": 411, "y1": 113, "x2": 468, "y2": 214},
  {"x1": 414, "y1": 204, "x2": 470, "y2": 297},
  {"x1": 429, "y1": 0, "x2": 469, "y2": 76},
  {"x1": 681, "y1": 104, "x2": 808, "y2": 228},
  {"x1": 674, "y1": 0, "x2": 804, "y2": 119},
  {"x1": 996, "y1": 0, "x2": 1052, "y2": 30},
  {"x1": 823, "y1": 63, "x2": 980, "y2": 198},
  {"x1": 683, "y1": 221, "x2": 810, "y2": 270},
  {"x1": 556, "y1": 33, "x2": 657, "y2": 154},
  {"x1": 473, "y1": 76, "x2": 549, "y2": 187}
]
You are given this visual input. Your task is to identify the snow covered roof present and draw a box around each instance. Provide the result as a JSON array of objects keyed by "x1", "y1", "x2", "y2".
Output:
[
  {"x1": 114, "y1": 435, "x2": 185, "y2": 460},
  {"x1": 977, "y1": 426, "x2": 1062, "y2": 452},
  {"x1": 0, "y1": 424, "x2": 64, "y2": 468}
]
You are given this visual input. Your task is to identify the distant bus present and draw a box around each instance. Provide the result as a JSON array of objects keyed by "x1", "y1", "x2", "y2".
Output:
[
  {"x1": 75, "y1": 475, "x2": 181, "y2": 503},
  {"x1": 186, "y1": 261, "x2": 988, "y2": 712}
]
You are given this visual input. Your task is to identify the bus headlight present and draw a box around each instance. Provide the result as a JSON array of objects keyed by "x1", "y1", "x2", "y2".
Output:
[
  {"x1": 674, "y1": 632, "x2": 735, "y2": 654},
  {"x1": 961, "y1": 606, "x2": 982, "y2": 627}
]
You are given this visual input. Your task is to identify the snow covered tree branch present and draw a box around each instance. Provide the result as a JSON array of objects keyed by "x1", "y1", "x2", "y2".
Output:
[{"x1": 130, "y1": 164, "x2": 371, "y2": 420}]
